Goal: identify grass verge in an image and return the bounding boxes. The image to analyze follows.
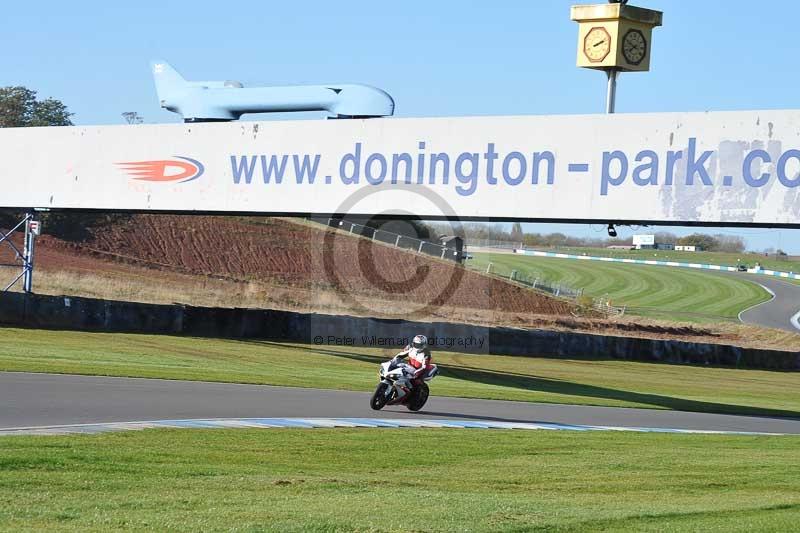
[470,252,771,321]
[1,327,799,417]
[0,429,798,532]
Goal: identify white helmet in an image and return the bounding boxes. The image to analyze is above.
[411,334,428,351]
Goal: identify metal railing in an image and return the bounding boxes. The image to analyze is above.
[508,269,584,300]
[322,219,626,316]
[483,262,626,316]
[325,219,461,262]
[464,238,522,249]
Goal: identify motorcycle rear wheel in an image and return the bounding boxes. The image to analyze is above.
[370,382,389,410]
[406,383,429,411]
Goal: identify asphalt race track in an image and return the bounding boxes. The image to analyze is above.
[737,274,800,332]
[2,372,799,435]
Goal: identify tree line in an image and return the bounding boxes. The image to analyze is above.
[426,221,749,253]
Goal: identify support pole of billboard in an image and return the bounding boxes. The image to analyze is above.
[0,212,37,293]
[22,212,37,293]
[606,69,618,114]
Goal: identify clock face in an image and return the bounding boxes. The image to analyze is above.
[583,27,611,63]
[622,28,647,65]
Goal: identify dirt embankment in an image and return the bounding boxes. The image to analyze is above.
[28,215,574,316]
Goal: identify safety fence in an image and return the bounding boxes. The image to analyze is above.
[513,249,800,281]
[481,262,626,316]
[324,218,461,262]
[463,238,522,249]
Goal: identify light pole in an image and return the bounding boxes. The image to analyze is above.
[606,69,618,114]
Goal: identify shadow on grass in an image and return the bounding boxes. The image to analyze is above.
[246,340,800,419]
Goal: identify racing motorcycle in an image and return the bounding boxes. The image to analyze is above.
[370,356,438,411]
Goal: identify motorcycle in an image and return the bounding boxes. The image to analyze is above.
[370,356,438,411]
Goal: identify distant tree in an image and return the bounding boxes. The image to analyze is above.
[122,111,143,124]
[0,86,72,127]
[654,231,678,245]
[510,222,523,241]
[545,232,568,247]
[713,234,746,253]
[678,233,718,251]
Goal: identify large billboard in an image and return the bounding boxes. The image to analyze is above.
[632,234,655,246]
[1,110,799,226]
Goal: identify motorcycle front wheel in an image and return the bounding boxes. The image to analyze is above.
[406,383,429,411]
[370,382,390,410]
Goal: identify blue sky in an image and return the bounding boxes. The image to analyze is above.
[2,0,798,251]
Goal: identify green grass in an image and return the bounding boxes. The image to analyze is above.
[0,429,799,531]
[2,327,799,417]
[530,246,800,273]
[470,253,771,321]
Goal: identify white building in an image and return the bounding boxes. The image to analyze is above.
[632,234,656,250]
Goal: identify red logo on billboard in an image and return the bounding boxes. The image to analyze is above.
[117,156,204,183]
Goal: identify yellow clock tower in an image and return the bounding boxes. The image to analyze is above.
[571,2,663,112]
[571,3,662,72]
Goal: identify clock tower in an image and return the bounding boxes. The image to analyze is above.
[571,3,662,72]
[571,2,663,113]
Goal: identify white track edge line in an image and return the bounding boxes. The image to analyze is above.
[0,418,790,436]
[791,310,800,332]
[737,282,776,324]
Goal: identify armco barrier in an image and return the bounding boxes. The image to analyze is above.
[0,292,797,370]
[514,249,800,281]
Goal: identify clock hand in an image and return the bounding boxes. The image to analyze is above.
[593,40,606,48]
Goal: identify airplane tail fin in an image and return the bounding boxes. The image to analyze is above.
[150,60,186,106]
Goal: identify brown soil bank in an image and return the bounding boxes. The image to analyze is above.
[29,215,574,317]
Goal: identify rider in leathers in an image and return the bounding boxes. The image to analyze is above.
[392,334,432,401]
